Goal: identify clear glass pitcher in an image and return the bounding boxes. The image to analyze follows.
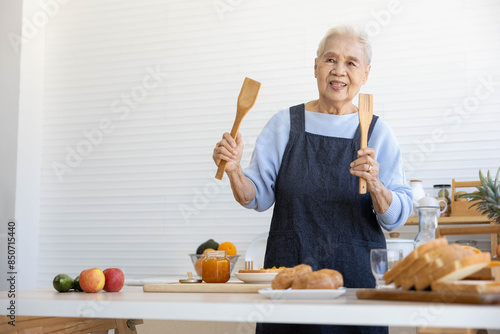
[414,206,440,248]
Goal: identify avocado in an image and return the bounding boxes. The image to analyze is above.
[72,275,83,292]
[196,239,219,254]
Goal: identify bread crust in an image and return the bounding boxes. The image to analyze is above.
[271,265,343,290]
[305,269,343,289]
[271,264,312,290]
[291,266,313,289]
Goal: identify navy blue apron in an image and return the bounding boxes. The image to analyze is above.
[256,104,387,334]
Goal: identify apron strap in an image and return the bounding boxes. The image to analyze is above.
[289,104,305,133]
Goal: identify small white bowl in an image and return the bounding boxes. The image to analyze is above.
[234,272,278,283]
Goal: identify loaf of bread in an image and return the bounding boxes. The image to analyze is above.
[271,265,343,290]
[290,268,311,289]
[271,264,312,290]
[395,245,450,290]
[384,237,448,284]
[413,245,473,290]
[387,237,493,292]
[305,269,343,289]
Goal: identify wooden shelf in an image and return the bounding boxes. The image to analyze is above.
[405,216,491,225]
[405,216,499,254]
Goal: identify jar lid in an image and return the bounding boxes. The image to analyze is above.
[179,272,202,283]
[433,184,451,188]
[205,250,226,257]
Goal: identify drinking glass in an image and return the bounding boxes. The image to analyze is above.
[370,249,403,289]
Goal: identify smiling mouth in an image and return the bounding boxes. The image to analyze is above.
[330,81,346,87]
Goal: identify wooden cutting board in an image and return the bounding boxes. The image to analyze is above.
[143,282,270,293]
[432,280,500,294]
[356,289,500,305]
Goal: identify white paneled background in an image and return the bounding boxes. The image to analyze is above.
[37,0,500,287]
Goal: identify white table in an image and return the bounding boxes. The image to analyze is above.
[1,286,499,331]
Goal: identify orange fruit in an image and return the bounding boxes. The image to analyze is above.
[203,248,215,255]
[218,242,237,255]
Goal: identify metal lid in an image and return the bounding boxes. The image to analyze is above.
[386,239,413,243]
[179,272,202,283]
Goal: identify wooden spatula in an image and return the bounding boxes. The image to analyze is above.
[358,93,373,194]
[215,77,261,180]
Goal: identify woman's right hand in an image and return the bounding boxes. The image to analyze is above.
[213,132,244,174]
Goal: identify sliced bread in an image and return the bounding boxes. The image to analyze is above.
[384,238,448,284]
[396,245,450,290]
[432,252,491,283]
[412,245,471,290]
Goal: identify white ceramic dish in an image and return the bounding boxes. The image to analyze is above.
[258,287,346,300]
[234,272,278,283]
[386,239,414,258]
[245,232,268,269]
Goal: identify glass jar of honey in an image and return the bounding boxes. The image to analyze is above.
[202,250,230,283]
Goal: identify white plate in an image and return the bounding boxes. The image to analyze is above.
[234,272,278,283]
[258,287,346,300]
[245,232,268,269]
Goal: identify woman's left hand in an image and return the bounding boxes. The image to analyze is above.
[349,148,381,193]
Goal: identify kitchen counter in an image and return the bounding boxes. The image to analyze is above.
[1,286,499,329]
[405,216,491,225]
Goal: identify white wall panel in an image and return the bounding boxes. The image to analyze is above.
[37,0,500,287]
[0,0,23,291]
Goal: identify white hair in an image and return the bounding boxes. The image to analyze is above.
[316,25,372,65]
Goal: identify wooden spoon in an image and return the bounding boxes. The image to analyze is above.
[215,77,261,180]
[358,93,373,194]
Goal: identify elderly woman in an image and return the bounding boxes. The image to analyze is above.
[213,25,412,334]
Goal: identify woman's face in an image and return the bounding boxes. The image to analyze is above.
[315,34,371,109]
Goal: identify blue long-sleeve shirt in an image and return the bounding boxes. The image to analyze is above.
[243,107,413,231]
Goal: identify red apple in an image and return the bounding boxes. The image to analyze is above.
[103,268,125,292]
[79,268,105,293]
